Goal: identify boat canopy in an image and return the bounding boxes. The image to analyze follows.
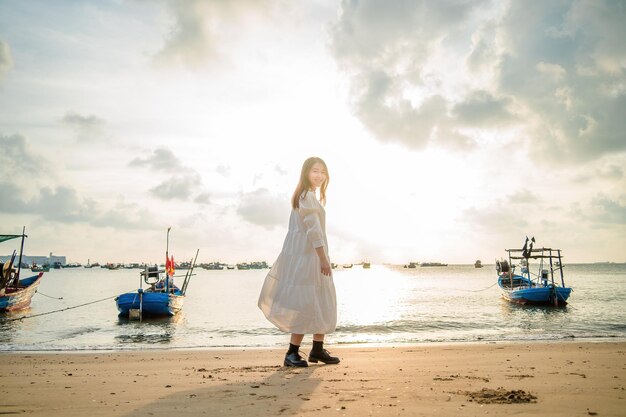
[0,235,23,244]
[505,247,562,260]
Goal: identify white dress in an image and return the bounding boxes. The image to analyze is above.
[258,191,337,334]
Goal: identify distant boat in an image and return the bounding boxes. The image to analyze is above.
[474,260,483,268]
[31,263,50,272]
[226,265,235,270]
[342,264,353,269]
[115,228,198,319]
[1,228,44,312]
[421,262,448,267]
[496,237,572,306]
[237,261,268,270]
[362,262,371,269]
[202,262,224,270]
[404,262,418,269]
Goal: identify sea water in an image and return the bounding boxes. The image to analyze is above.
[1,264,625,351]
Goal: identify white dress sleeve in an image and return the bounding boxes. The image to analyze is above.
[297,191,325,249]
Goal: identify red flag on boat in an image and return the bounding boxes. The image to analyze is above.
[166,255,175,276]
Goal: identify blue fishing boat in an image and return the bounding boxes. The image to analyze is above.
[115,228,198,319]
[496,237,572,306]
[1,228,45,312]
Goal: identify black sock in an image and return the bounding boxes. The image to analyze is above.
[311,340,324,354]
[287,343,300,355]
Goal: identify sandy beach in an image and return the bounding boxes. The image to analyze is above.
[1,341,624,416]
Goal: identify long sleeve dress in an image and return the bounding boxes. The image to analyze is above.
[258,190,337,335]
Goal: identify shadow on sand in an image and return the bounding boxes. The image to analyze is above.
[122,364,324,416]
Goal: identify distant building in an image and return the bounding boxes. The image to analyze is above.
[0,253,67,267]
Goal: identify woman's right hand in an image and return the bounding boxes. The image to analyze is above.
[320,259,332,276]
[315,246,332,276]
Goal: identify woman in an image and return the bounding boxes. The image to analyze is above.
[258,156,339,367]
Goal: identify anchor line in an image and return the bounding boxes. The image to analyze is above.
[35,290,64,300]
[7,294,121,321]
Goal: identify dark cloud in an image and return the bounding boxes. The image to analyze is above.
[0,40,13,79]
[129,148,184,172]
[329,0,626,162]
[0,181,156,230]
[150,174,201,200]
[237,188,288,229]
[451,90,515,127]
[495,1,626,162]
[61,111,107,142]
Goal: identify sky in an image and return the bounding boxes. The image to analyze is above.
[0,0,625,265]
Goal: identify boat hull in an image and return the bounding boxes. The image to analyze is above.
[0,273,43,312]
[498,275,571,306]
[115,291,184,317]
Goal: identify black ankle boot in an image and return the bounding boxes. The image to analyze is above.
[284,344,307,367]
[309,341,340,364]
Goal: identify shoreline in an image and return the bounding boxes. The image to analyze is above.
[1,341,624,416]
[2,336,625,354]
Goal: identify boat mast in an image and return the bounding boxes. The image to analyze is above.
[548,248,555,286]
[557,249,565,287]
[181,249,199,296]
[13,226,26,287]
[165,227,171,293]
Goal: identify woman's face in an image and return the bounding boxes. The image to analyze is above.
[308,162,327,190]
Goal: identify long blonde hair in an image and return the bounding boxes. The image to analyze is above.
[291,157,329,209]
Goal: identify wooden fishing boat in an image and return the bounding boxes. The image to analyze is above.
[115,228,198,319]
[496,237,572,306]
[1,228,45,312]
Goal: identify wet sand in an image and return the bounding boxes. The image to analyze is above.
[1,341,624,416]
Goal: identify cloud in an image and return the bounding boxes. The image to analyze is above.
[216,164,231,177]
[508,189,539,204]
[61,111,107,142]
[0,181,157,230]
[150,174,201,200]
[154,0,277,69]
[129,147,184,172]
[193,192,211,204]
[0,40,13,80]
[462,204,529,233]
[451,90,515,127]
[0,134,46,180]
[329,0,626,162]
[590,196,626,225]
[329,0,490,149]
[495,1,626,162]
[237,188,288,229]
[574,163,624,183]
